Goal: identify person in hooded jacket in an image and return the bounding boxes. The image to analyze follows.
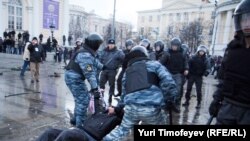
[182,45,210,109]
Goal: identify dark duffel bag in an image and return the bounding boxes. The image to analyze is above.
[82,113,122,141]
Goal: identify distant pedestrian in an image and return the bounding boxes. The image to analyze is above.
[28,37,44,83]
[20,42,31,76]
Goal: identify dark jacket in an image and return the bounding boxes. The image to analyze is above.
[99,47,125,70]
[188,54,210,76]
[160,48,189,74]
[28,43,43,63]
[214,36,250,107]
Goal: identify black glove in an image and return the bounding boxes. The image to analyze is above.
[90,88,100,99]
[102,65,107,70]
[209,100,222,117]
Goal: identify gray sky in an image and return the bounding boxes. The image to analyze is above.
[70,0,162,28]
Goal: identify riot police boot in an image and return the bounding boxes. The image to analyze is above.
[113,93,121,97]
[70,118,76,126]
[195,101,201,109]
[182,100,189,106]
[108,96,112,106]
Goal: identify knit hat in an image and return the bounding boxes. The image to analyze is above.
[108,39,115,44]
[32,37,38,41]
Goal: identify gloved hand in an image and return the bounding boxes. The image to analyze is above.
[102,65,107,70]
[209,100,222,117]
[90,88,100,99]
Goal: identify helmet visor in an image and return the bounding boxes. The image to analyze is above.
[140,41,149,48]
[240,13,250,35]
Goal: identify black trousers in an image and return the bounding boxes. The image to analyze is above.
[116,69,125,96]
[184,75,203,102]
[100,70,117,103]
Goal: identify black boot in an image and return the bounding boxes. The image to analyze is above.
[182,100,189,106]
[108,95,112,106]
[195,101,201,109]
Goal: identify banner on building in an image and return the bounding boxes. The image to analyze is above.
[43,0,59,30]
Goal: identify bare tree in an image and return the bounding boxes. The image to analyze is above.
[179,19,204,53]
[103,24,112,44]
[69,15,88,43]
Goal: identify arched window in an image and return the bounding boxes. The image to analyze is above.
[8,0,22,30]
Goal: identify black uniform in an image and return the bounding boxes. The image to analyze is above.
[209,35,250,124]
[183,51,210,108]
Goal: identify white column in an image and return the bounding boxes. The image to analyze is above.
[63,0,69,46]
[159,13,166,38]
[32,0,39,38]
[223,10,233,44]
[215,12,221,45]
[27,6,33,40]
[1,0,8,35]
[0,0,4,36]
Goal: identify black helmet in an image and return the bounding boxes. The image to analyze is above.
[233,0,250,37]
[154,40,164,51]
[171,37,181,48]
[197,45,207,53]
[140,39,150,49]
[125,39,134,47]
[130,45,148,57]
[85,33,103,51]
[181,44,189,53]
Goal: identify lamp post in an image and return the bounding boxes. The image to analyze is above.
[49,24,55,51]
[112,0,116,39]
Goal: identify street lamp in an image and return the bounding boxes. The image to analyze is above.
[112,0,116,39]
[49,24,55,51]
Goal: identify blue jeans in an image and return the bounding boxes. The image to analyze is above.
[20,60,30,76]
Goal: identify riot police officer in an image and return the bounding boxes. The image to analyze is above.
[64,33,104,128]
[182,45,210,108]
[154,40,165,60]
[140,39,156,60]
[209,0,250,124]
[103,46,177,141]
[160,37,189,112]
[115,39,135,97]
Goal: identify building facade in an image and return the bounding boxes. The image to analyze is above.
[68,7,133,48]
[69,5,89,45]
[137,0,215,53]
[210,0,241,56]
[0,0,69,44]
